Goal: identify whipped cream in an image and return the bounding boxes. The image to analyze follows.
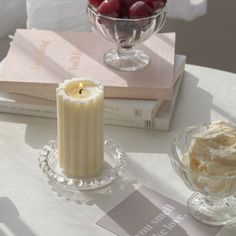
[186,121,236,176]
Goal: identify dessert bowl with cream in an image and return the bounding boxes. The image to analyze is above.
[171,121,236,225]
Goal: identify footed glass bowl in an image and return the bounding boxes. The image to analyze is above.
[87,4,166,71]
[171,125,236,226]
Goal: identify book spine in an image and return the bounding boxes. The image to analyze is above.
[105,87,172,100]
[14,92,57,101]
[0,101,57,119]
[104,100,162,120]
[0,100,165,129]
[24,93,56,101]
[18,92,161,120]
[104,112,163,130]
[0,81,171,100]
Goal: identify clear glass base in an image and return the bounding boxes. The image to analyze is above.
[188,192,236,225]
[38,138,127,191]
[104,48,150,72]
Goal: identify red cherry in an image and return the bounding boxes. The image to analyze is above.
[97,0,121,18]
[144,0,166,11]
[120,0,139,10]
[120,0,140,18]
[88,0,104,8]
[128,1,153,19]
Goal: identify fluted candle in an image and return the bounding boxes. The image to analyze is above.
[56,78,104,178]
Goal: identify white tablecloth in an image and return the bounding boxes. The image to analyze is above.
[0,65,236,236]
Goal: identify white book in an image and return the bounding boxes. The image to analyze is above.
[0,72,183,130]
[16,54,186,120]
[0,93,56,119]
[104,72,184,131]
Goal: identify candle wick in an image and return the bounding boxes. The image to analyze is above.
[79,88,83,94]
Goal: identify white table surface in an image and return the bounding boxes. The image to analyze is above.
[0,64,236,236]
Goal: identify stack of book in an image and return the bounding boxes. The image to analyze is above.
[0,29,186,130]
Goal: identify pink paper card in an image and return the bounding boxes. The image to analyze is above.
[97,185,220,236]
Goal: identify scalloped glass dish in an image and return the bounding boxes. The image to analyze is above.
[38,137,127,191]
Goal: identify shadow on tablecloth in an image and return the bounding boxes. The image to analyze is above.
[0,197,36,236]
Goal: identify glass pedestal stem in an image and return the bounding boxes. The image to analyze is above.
[188,192,236,225]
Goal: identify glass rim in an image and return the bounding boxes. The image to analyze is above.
[87,4,167,22]
[171,125,236,180]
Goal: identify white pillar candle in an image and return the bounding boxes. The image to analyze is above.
[56,77,104,178]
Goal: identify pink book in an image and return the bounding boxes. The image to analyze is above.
[0,29,175,100]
